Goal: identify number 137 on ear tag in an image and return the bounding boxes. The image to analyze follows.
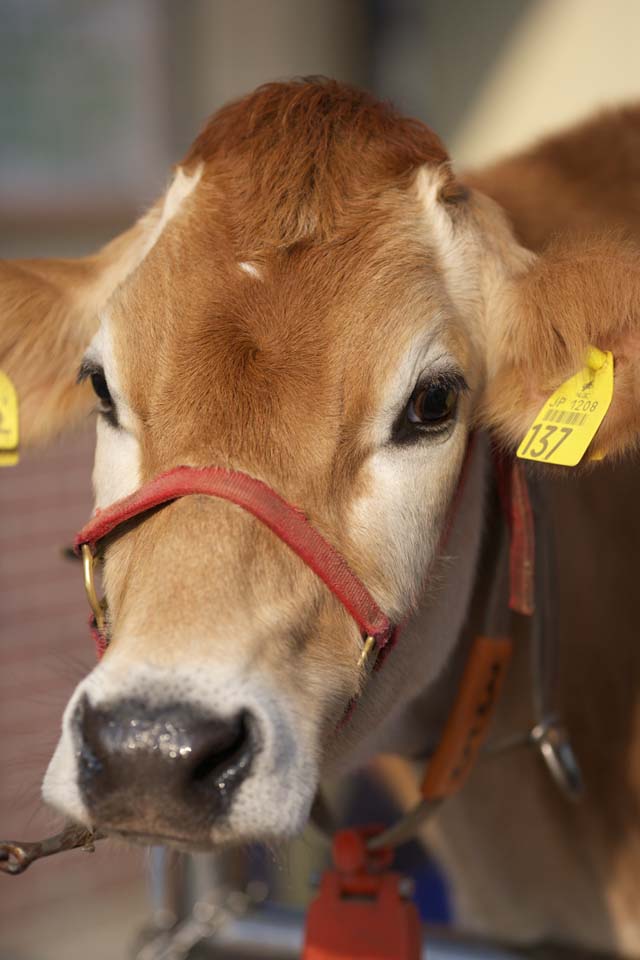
[517,347,613,467]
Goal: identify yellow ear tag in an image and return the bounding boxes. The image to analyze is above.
[0,370,19,466]
[517,347,613,467]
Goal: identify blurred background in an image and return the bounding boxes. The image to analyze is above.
[1,1,639,957]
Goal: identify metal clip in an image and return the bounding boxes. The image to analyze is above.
[357,635,377,670]
[531,718,584,802]
[81,543,106,634]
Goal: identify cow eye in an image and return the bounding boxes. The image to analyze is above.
[90,370,112,409]
[407,380,458,425]
[78,361,119,427]
[393,373,466,444]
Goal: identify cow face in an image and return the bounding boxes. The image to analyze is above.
[3,81,638,850]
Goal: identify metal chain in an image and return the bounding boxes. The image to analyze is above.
[133,880,269,960]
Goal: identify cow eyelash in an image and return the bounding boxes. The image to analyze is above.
[77,360,120,429]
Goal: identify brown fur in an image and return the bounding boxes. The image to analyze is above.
[182,78,450,252]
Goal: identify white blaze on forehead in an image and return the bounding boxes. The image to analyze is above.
[238,261,261,279]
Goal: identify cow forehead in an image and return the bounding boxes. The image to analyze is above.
[107,202,458,477]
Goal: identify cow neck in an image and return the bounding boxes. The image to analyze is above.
[398,470,521,771]
[349,447,528,850]
[360,453,583,853]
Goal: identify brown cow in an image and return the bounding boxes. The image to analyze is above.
[2,81,640,956]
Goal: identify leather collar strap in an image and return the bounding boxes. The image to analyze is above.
[75,465,395,655]
[494,453,535,616]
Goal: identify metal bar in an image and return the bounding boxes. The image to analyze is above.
[147,847,187,929]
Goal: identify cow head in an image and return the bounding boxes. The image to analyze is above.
[3,81,640,850]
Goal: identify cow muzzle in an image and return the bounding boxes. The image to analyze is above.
[43,659,320,847]
[72,695,256,847]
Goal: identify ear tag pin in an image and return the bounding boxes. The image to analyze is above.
[0,370,19,467]
[517,346,613,467]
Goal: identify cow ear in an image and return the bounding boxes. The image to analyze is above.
[480,235,640,462]
[0,211,160,446]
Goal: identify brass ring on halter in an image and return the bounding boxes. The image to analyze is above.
[81,543,106,635]
[357,634,377,669]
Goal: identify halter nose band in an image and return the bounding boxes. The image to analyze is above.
[74,465,395,655]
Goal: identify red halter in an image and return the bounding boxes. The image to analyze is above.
[75,443,532,657]
[75,465,396,659]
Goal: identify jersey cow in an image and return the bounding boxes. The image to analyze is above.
[2,81,640,957]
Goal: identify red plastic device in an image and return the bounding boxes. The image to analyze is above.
[302,828,422,960]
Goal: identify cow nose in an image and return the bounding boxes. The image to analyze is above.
[74,695,256,843]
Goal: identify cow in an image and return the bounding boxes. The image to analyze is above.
[2,80,640,957]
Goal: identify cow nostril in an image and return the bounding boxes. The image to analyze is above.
[190,712,251,783]
[74,698,258,838]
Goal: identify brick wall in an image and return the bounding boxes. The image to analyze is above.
[0,427,145,924]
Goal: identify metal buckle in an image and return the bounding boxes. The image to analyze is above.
[531,718,584,802]
[81,543,106,635]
